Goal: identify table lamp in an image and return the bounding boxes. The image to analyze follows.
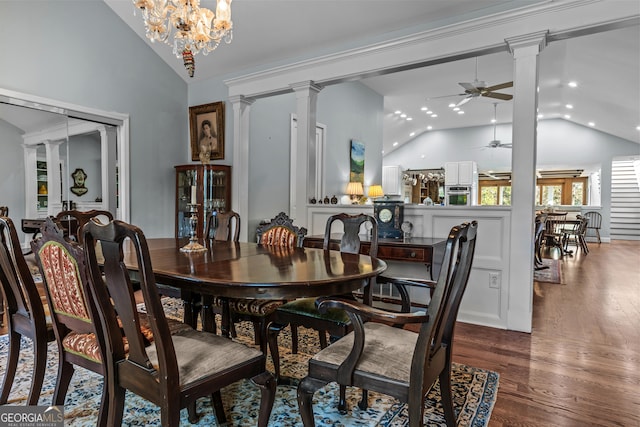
[346,181,364,204]
[368,184,384,200]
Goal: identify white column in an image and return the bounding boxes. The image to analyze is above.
[45,139,65,216]
[229,95,255,242]
[22,144,39,218]
[289,81,322,225]
[506,31,547,333]
[98,125,118,214]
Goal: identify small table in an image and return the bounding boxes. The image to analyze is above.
[303,234,446,280]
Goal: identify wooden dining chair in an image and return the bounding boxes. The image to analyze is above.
[83,219,276,426]
[0,206,7,217]
[582,211,602,243]
[0,216,55,406]
[204,209,240,242]
[55,209,114,244]
[562,215,590,255]
[0,206,6,327]
[297,221,478,427]
[31,217,110,424]
[268,213,377,397]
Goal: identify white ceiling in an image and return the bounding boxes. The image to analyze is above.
[2,1,638,153]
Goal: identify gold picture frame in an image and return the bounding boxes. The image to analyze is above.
[189,101,225,162]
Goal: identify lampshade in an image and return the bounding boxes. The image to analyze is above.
[346,181,364,196]
[368,185,384,198]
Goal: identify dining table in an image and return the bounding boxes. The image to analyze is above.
[119,238,387,337]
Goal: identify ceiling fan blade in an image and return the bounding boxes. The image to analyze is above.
[501,143,513,148]
[483,92,513,101]
[426,93,467,100]
[459,82,479,92]
[484,81,513,92]
[455,96,473,107]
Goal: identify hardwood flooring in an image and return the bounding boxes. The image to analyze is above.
[1,240,638,426]
[451,240,640,426]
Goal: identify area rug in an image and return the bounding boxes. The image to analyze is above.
[0,298,499,426]
[534,258,564,284]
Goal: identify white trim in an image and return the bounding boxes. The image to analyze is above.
[0,88,130,223]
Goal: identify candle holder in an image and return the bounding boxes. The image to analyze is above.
[180,203,207,253]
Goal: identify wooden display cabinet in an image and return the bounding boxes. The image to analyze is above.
[175,164,231,239]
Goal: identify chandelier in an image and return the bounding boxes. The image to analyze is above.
[132,0,233,78]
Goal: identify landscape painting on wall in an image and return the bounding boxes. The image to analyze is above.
[350,139,365,183]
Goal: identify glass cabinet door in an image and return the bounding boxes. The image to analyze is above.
[176,167,198,238]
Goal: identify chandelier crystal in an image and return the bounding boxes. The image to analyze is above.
[132,0,233,78]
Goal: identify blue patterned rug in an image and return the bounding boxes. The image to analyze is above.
[0,298,498,426]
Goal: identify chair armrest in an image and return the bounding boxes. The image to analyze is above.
[316,296,429,325]
[377,275,436,290]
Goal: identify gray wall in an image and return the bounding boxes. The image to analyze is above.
[67,132,101,203]
[384,118,640,238]
[0,1,188,237]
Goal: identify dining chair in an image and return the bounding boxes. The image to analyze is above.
[83,219,276,426]
[31,217,110,424]
[0,206,7,217]
[542,212,567,259]
[562,215,590,255]
[297,221,478,427]
[204,209,240,242]
[268,213,377,398]
[534,213,549,270]
[204,211,307,354]
[55,209,114,244]
[0,216,55,406]
[582,211,602,243]
[0,206,6,326]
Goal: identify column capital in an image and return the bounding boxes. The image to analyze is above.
[506,30,548,57]
[228,95,255,106]
[289,81,323,95]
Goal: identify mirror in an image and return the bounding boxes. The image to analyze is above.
[0,88,128,243]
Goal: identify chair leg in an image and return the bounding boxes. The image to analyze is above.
[596,229,601,244]
[318,330,328,349]
[267,322,286,382]
[251,371,276,427]
[28,335,48,405]
[53,359,74,406]
[187,401,199,424]
[358,389,369,411]
[0,331,20,404]
[106,384,126,427]
[439,366,457,427]
[338,385,348,414]
[298,376,328,427]
[211,391,226,424]
[290,324,299,354]
[96,371,110,427]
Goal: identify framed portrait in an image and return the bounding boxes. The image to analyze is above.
[189,101,225,162]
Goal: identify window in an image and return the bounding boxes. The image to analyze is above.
[479,180,511,205]
[536,177,587,206]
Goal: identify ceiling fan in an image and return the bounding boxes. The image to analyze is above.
[432,57,514,107]
[485,103,512,149]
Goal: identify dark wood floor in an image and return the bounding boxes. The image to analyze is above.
[452,240,640,426]
[2,241,638,425]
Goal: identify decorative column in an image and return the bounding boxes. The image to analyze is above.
[22,144,39,218]
[44,139,65,215]
[289,81,322,225]
[506,31,548,333]
[229,95,255,242]
[98,125,118,214]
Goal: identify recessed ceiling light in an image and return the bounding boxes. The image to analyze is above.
[409,132,415,136]
[637,125,640,131]
[566,104,573,109]
[568,81,578,88]
[491,118,497,123]
[400,113,407,118]
[394,110,402,115]
[406,117,413,121]
[564,114,571,119]
[431,114,438,118]
[458,111,465,115]
[421,107,428,111]
[448,103,456,108]
[421,154,425,158]
[453,107,460,111]
[427,126,433,130]
[537,114,544,119]
[426,110,433,114]
[381,150,385,154]
[392,142,399,147]
[588,122,595,127]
